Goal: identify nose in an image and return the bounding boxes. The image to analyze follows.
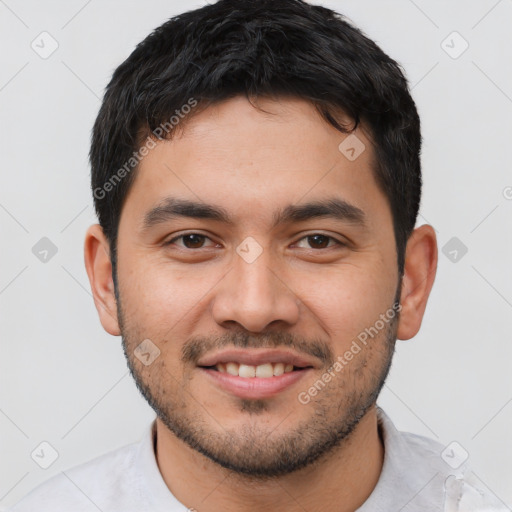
[211,249,300,333]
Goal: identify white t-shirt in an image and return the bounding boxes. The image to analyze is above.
[8,407,508,511]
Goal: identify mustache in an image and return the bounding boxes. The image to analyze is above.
[181,331,335,368]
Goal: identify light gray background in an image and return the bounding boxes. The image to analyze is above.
[1,0,511,509]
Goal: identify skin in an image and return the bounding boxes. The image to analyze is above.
[85,95,437,512]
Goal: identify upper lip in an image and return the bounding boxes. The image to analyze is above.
[197,349,318,369]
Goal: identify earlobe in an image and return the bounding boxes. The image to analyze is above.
[84,224,121,336]
[396,224,438,341]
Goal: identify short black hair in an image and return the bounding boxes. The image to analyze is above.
[90,0,421,276]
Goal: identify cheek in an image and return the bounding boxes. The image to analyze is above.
[291,261,396,346]
[120,258,210,320]
[117,259,222,367]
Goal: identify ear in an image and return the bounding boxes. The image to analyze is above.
[84,224,121,336]
[397,224,437,340]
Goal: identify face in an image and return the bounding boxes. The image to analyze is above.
[113,96,401,477]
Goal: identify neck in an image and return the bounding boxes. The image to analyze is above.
[155,406,384,512]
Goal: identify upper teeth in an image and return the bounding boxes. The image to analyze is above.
[216,362,294,378]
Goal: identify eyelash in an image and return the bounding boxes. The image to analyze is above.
[165,233,345,250]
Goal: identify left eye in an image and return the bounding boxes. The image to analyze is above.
[294,234,341,249]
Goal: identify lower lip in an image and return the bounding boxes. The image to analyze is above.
[199,367,312,400]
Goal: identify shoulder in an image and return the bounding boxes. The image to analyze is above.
[8,440,141,512]
[374,407,509,511]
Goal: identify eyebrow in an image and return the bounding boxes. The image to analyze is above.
[142,196,367,230]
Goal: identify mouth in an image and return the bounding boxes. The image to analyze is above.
[201,361,306,378]
[197,349,316,399]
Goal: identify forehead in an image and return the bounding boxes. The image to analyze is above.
[121,96,391,232]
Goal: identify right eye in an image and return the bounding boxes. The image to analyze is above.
[164,233,220,250]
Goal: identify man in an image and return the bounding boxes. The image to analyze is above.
[9,0,507,510]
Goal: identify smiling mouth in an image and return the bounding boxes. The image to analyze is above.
[200,362,312,378]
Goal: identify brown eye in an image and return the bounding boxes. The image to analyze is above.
[181,234,206,248]
[166,233,217,249]
[307,235,331,249]
[294,234,342,250]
